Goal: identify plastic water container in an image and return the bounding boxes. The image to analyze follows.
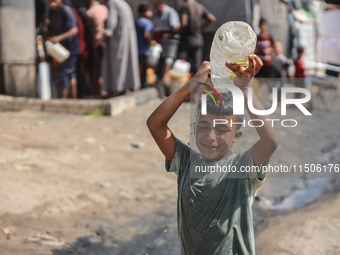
[161,35,180,59]
[148,43,162,67]
[210,21,257,89]
[36,35,46,59]
[168,60,191,94]
[169,70,190,94]
[172,59,191,77]
[146,68,156,84]
[45,40,70,63]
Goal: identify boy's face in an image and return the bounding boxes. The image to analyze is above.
[195,113,242,160]
[49,0,62,11]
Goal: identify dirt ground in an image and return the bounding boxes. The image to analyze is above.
[0,94,340,255]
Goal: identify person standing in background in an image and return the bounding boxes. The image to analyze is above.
[152,0,180,86]
[294,46,307,98]
[101,0,140,96]
[272,40,291,105]
[48,0,79,99]
[64,0,89,98]
[135,3,154,88]
[255,18,274,78]
[272,40,291,78]
[86,0,108,96]
[35,0,49,33]
[178,0,216,74]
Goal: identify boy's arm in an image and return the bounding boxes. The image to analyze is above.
[200,13,216,33]
[179,12,189,33]
[50,27,78,44]
[147,62,211,162]
[143,22,153,44]
[226,55,279,166]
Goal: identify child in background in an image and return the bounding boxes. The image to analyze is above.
[272,40,291,78]
[255,18,274,78]
[135,3,154,88]
[294,46,307,98]
[48,0,79,99]
[272,40,291,104]
[147,55,278,254]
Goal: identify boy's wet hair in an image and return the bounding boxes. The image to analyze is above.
[197,91,244,130]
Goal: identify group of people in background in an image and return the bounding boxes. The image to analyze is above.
[35,0,307,100]
[35,0,109,98]
[35,0,216,99]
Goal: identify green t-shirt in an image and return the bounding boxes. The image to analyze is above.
[165,138,266,255]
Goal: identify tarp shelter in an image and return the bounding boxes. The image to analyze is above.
[317,0,340,74]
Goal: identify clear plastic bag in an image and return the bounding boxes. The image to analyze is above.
[210,21,257,89]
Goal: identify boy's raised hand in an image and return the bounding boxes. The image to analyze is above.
[193,61,211,81]
[226,54,278,166]
[147,62,212,163]
[225,54,263,90]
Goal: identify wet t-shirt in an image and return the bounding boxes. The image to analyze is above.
[165,138,266,255]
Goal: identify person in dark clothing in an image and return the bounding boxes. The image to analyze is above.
[178,0,216,74]
[36,0,49,28]
[48,0,79,98]
[86,0,108,96]
[35,0,49,34]
[135,3,154,87]
[64,0,89,98]
[255,18,274,78]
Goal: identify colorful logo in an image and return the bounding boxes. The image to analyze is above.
[197,82,223,106]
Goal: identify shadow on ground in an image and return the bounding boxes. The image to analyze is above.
[52,226,179,255]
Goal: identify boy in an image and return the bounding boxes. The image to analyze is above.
[48,0,79,99]
[135,3,154,88]
[147,55,278,254]
[272,40,291,78]
[272,40,291,104]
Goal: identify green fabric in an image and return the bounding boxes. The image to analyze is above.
[165,138,266,255]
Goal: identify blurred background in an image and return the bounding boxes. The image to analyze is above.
[0,0,339,98]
